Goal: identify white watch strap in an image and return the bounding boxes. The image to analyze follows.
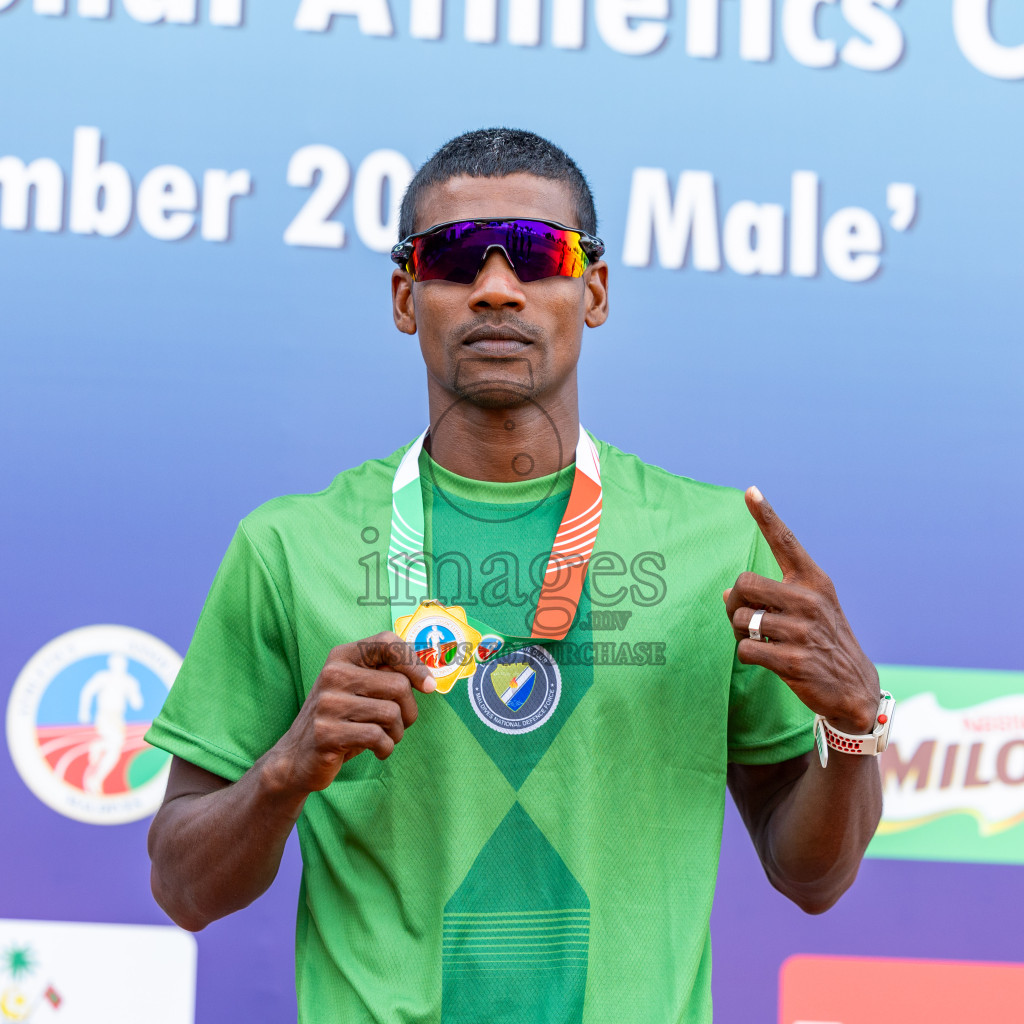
[813,691,895,768]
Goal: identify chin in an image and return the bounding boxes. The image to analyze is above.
[449,356,542,408]
[453,379,538,409]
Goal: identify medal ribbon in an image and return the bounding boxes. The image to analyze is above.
[388,424,602,644]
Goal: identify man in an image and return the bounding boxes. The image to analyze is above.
[146,129,885,1023]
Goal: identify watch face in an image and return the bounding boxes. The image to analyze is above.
[877,697,895,751]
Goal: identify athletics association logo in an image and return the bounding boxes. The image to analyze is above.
[468,645,561,735]
[5,625,181,825]
[395,601,482,694]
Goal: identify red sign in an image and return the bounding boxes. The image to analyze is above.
[780,954,1024,1024]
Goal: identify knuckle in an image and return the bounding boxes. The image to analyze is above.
[312,715,337,749]
[732,607,750,628]
[790,620,810,645]
[377,672,404,700]
[319,688,347,713]
[783,650,805,676]
[360,723,386,747]
[359,638,386,664]
[394,642,418,668]
[375,730,396,759]
[320,660,351,689]
[328,644,350,664]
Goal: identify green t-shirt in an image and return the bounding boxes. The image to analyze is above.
[146,437,813,1024]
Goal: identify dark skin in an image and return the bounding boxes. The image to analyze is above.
[147,173,881,932]
[391,172,609,482]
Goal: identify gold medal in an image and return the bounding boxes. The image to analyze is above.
[394,600,482,695]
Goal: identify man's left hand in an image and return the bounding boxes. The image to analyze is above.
[724,486,880,736]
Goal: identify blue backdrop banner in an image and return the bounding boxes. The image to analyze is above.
[2,3,1022,1021]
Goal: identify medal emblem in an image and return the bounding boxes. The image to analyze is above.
[476,635,504,662]
[388,425,602,648]
[394,601,482,695]
[468,645,562,735]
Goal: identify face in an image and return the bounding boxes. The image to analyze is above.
[391,173,609,412]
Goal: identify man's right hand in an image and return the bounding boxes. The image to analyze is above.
[264,631,436,796]
[149,631,435,930]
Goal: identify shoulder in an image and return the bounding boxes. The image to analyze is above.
[593,436,751,528]
[591,436,763,570]
[236,440,414,559]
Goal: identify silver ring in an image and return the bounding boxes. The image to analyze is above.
[748,609,767,642]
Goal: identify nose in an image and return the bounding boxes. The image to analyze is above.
[468,247,526,311]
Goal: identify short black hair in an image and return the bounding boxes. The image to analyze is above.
[398,128,597,240]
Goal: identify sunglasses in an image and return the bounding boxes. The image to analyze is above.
[391,218,605,284]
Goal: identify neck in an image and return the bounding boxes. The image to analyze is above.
[425,384,580,483]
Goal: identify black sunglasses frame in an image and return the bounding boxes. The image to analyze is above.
[390,217,606,275]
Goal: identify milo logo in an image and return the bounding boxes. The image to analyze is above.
[867,664,1024,866]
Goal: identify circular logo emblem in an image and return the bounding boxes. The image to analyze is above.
[468,645,561,735]
[426,390,566,524]
[6,625,182,825]
[414,620,463,672]
[477,634,504,662]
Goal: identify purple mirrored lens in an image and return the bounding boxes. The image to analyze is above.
[410,220,588,283]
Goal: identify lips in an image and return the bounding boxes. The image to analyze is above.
[465,338,531,354]
[461,326,535,354]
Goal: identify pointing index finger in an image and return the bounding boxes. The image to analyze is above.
[745,486,817,579]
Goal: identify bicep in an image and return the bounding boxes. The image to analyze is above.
[148,756,232,865]
[161,755,232,805]
[726,753,812,854]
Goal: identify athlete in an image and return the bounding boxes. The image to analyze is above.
[424,623,445,668]
[79,653,143,795]
[146,129,885,1023]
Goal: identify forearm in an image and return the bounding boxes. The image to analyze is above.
[147,635,431,930]
[148,754,308,931]
[760,752,882,913]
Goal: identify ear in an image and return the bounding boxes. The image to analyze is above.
[392,269,417,335]
[583,260,609,329]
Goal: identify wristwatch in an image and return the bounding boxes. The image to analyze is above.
[812,691,895,768]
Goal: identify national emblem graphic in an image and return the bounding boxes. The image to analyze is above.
[489,660,536,712]
[468,645,561,735]
[0,942,61,1022]
[0,920,197,1023]
[5,625,182,825]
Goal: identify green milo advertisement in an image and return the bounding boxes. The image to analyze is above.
[867,665,1024,866]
